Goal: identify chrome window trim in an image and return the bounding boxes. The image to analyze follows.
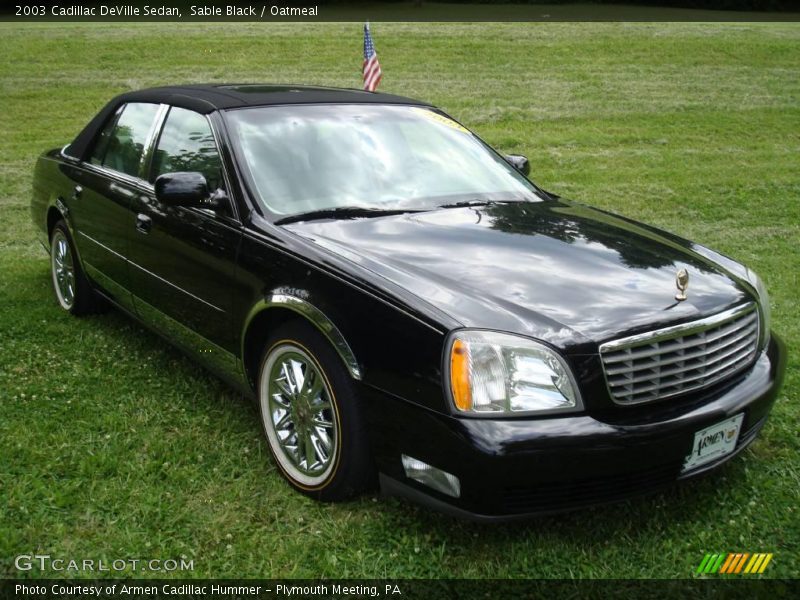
[61,144,80,161]
[80,161,152,193]
[138,103,170,180]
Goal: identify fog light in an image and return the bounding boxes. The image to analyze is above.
[401,455,461,498]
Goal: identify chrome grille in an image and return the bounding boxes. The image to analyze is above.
[600,303,759,406]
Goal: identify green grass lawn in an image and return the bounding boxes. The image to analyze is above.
[1,21,798,579]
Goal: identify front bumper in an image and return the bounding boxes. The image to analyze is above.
[366,333,786,521]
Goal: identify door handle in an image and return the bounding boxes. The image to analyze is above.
[71,185,83,200]
[135,213,152,234]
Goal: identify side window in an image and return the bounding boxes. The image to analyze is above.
[151,107,224,191]
[88,106,123,166]
[98,103,161,178]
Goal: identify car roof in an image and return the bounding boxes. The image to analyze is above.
[66,84,434,160]
[115,83,432,113]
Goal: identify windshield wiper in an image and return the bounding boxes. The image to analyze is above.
[436,199,525,210]
[274,206,424,225]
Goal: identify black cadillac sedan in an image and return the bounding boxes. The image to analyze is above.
[31,84,785,520]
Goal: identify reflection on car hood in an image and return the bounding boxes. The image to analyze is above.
[285,200,753,351]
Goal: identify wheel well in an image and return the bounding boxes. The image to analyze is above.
[242,308,306,389]
[46,207,63,240]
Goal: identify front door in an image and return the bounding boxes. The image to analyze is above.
[127,106,242,379]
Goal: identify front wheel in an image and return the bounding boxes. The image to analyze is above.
[257,321,373,501]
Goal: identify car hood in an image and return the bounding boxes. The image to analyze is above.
[285,200,753,351]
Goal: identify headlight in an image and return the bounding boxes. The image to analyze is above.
[446,330,582,415]
[746,268,771,350]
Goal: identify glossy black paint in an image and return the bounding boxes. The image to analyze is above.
[30,85,786,519]
[376,334,785,519]
[504,154,530,176]
[285,200,752,355]
[53,157,138,312]
[128,193,241,354]
[154,171,209,207]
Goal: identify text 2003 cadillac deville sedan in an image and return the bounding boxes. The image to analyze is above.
[31,84,785,520]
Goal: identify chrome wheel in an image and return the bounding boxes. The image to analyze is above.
[260,343,338,487]
[51,230,76,310]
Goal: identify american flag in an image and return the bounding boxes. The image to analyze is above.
[362,22,382,92]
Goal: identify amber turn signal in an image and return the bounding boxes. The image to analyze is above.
[450,339,472,411]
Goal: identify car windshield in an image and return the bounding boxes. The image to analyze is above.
[223,104,544,218]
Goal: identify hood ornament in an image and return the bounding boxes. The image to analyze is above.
[675,268,689,301]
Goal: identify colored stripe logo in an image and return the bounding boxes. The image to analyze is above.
[696,553,773,574]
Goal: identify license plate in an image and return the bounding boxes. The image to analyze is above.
[682,413,744,473]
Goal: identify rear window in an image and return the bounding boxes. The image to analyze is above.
[90,102,161,178]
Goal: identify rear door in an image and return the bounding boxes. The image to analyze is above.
[68,102,164,310]
[127,106,242,376]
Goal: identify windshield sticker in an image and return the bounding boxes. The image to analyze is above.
[412,108,472,135]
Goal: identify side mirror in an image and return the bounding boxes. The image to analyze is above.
[505,154,530,176]
[155,172,223,209]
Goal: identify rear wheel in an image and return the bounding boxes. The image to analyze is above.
[257,321,373,501]
[50,221,97,316]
